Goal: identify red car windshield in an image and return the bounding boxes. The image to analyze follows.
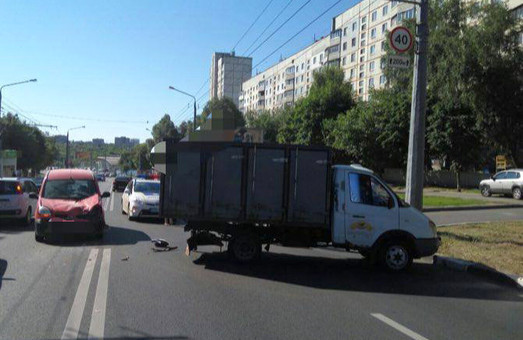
[43,179,97,200]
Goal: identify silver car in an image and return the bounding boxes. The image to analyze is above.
[0,178,39,225]
[479,169,523,199]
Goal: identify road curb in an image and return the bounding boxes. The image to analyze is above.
[433,255,523,290]
[422,204,520,212]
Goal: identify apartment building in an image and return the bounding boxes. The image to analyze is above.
[209,52,253,108]
[240,0,415,113]
[239,37,330,113]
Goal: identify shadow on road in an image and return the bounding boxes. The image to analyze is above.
[0,221,34,235]
[193,251,521,302]
[45,225,151,247]
[0,259,7,290]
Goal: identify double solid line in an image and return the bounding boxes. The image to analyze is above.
[62,248,111,340]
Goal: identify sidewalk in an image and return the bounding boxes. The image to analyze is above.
[395,187,523,206]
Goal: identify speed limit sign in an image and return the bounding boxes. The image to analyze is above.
[389,26,413,53]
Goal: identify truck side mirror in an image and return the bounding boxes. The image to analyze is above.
[387,196,394,209]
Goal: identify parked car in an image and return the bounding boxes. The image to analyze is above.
[34,169,110,242]
[479,169,523,199]
[112,176,131,192]
[0,178,39,225]
[121,179,160,220]
[95,173,105,182]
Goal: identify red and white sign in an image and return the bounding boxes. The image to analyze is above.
[389,26,413,53]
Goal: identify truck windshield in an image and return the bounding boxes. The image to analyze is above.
[134,182,160,194]
[42,179,97,200]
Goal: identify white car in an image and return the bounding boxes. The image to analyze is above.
[479,169,523,199]
[121,179,160,220]
[0,178,39,225]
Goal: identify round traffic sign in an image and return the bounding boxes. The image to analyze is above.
[389,26,413,53]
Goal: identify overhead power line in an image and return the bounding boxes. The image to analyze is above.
[232,0,275,52]
[243,0,296,56]
[247,0,312,57]
[253,0,343,70]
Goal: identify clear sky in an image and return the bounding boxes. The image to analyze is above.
[0,0,354,142]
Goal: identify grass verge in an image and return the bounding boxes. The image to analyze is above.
[437,221,523,275]
[396,193,489,207]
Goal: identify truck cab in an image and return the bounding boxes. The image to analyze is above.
[331,165,440,270]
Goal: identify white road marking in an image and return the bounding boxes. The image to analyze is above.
[88,249,111,340]
[109,193,115,212]
[371,313,429,340]
[62,249,99,340]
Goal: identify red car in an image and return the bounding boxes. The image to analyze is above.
[34,169,110,242]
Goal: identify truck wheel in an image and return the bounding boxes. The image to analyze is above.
[379,240,412,271]
[480,185,491,197]
[513,187,522,200]
[230,234,261,263]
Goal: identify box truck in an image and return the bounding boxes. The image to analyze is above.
[151,140,440,271]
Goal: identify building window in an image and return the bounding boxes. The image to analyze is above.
[359,64,364,71]
[352,22,357,31]
[343,42,347,51]
[359,72,364,78]
[362,16,367,23]
[361,40,366,47]
[383,5,388,16]
[370,45,375,55]
[320,54,323,62]
[381,40,386,50]
[392,1,397,8]
[344,27,348,36]
[369,78,374,88]
[342,57,346,65]
[371,11,377,22]
[380,75,386,85]
[382,22,388,33]
[358,88,363,94]
[350,53,355,62]
[313,57,316,64]
[361,32,366,39]
[361,24,366,30]
[360,56,365,62]
[351,38,356,47]
[360,48,365,55]
[350,68,355,78]
[369,61,375,72]
[371,28,376,39]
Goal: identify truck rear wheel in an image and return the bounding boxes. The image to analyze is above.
[229,234,261,263]
[379,240,413,271]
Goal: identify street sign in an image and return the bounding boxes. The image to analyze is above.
[387,55,411,69]
[496,155,507,170]
[389,26,413,53]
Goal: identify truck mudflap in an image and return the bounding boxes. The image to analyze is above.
[185,231,224,256]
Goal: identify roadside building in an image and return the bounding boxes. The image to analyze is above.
[209,52,252,108]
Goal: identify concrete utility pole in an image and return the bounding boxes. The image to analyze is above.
[404,0,429,210]
[169,86,197,132]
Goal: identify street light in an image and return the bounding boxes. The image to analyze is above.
[0,79,37,177]
[65,125,85,168]
[0,79,37,118]
[168,86,197,132]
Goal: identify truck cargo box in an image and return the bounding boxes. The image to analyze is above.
[157,141,331,229]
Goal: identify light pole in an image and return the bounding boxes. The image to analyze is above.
[65,126,85,168]
[0,79,37,177]
[168,86,197,132]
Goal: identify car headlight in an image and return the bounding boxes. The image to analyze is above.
[130,198,144,206]
[429,220,437,236]
[37,206,51,219]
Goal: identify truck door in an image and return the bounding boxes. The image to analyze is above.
[345,172,399,247]
[331,168,346,244]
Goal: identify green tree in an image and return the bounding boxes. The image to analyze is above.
[152,114,181,143]
[277,66,355,145]
[201,97,245,128]
[245,109,285,143]
[0,113,55,173]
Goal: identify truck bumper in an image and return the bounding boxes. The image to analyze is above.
[414,237,441,258]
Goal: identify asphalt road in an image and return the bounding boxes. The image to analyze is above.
[0,180,522,340]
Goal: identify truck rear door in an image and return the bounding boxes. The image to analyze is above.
[344,171,399,247]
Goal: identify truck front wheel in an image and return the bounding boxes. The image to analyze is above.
[229,234,261,263]
[379,240,413,271]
